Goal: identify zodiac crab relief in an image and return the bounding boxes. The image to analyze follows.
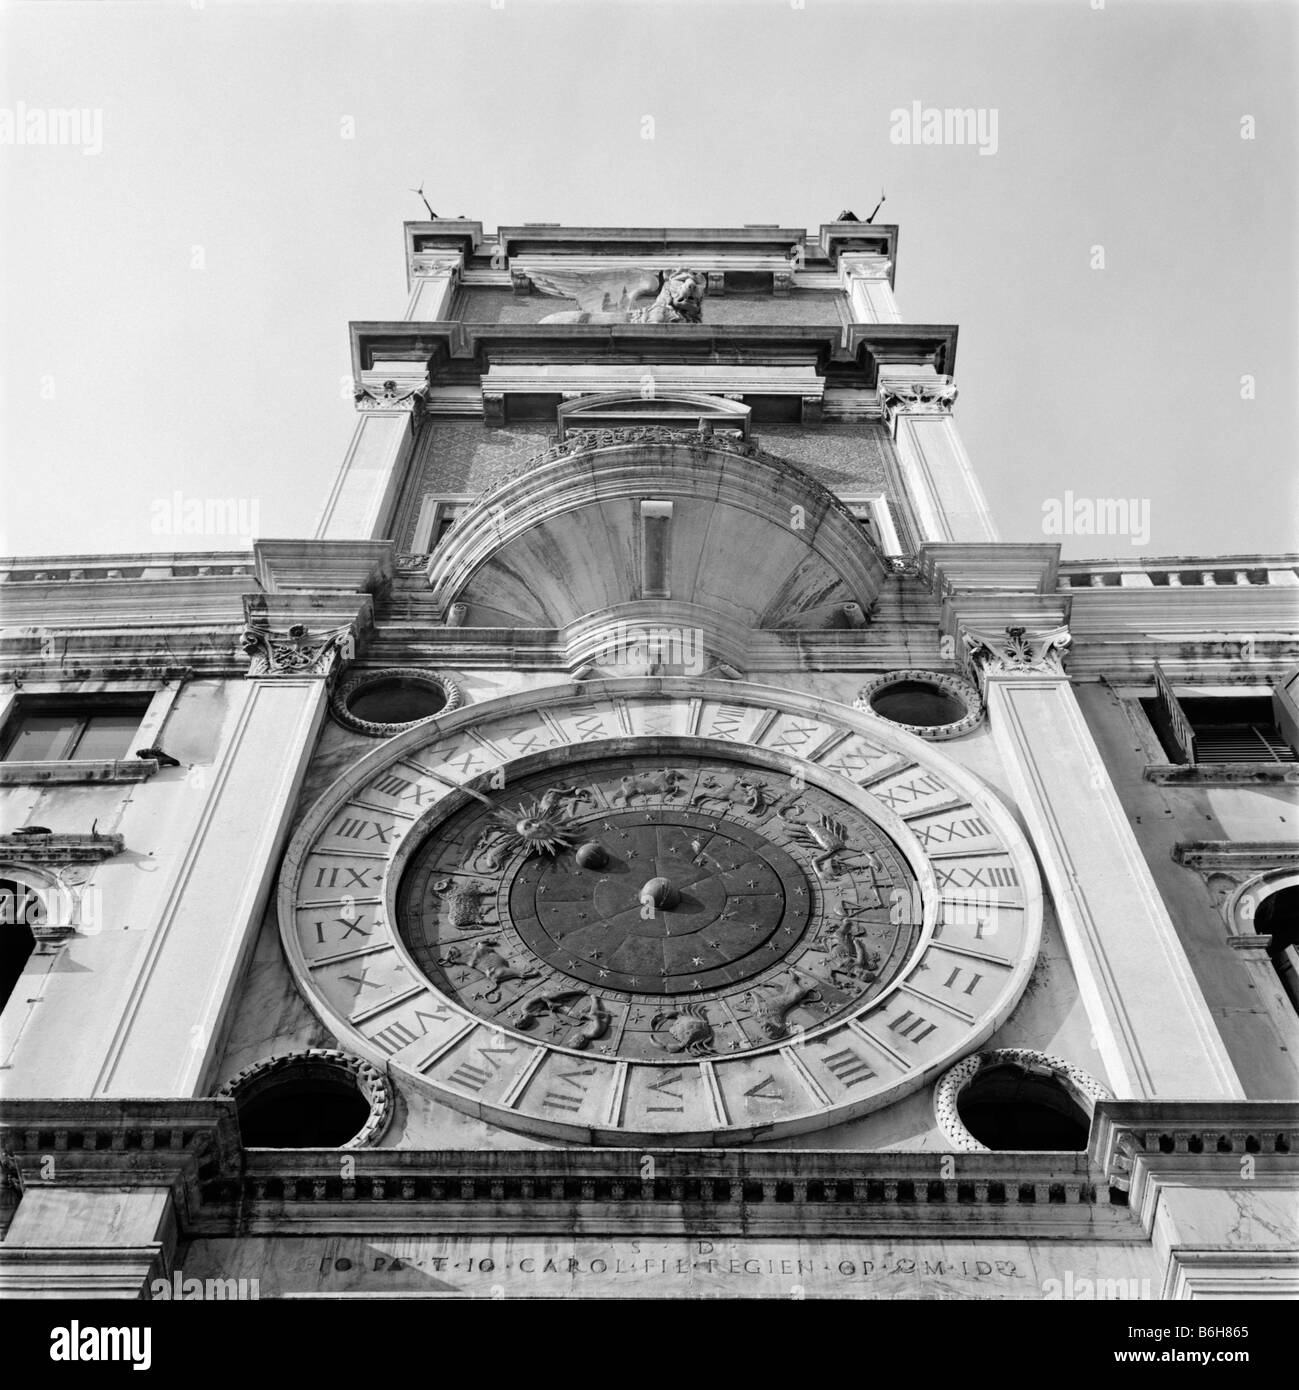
[515,991,610,1050]
[537,267,707,325]
[742,973,823,1041]
[438,939,540,1004]
[610,768,689,807]
[649,1003,716,1056]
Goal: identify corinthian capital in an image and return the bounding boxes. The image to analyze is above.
[840,252,894,282]
[961,623,1072,688]
[410,252,464,279]
[879,377,958,426]
[239,620,356,679]
[353,381,426,414]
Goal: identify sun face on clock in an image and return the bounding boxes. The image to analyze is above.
[278,681,1042,1144]
[395,756,924,1062]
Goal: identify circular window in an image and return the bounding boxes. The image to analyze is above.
[219,1049,393,1148]
[934,1049,1110,1152]
[331,668,463,737]
[855,670,983,740]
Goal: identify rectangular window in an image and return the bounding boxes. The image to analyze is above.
[1,698,152,763]
[1142,667,1297,765]
[411,495,473,553]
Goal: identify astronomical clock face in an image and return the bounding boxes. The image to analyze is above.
[396,755,922,1063]
[279,681,1042,1145]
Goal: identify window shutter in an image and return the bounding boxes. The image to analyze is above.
[1153,661,1197,764]
[1273,662,1299,757]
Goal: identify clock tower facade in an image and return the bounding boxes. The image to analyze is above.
[2,218,1296,1301]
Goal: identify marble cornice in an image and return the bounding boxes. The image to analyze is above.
[3,1097,1292,1242]
[919,542,1061,598]
[349,321,958,389]
[253,539,396,594]
[818,222,898,282]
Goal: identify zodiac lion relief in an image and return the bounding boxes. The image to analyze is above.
[538,268,707,325]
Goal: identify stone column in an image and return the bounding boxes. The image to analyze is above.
[965,623,1243,1101]
[880,369,999,543]
[840,252,901,323]
[84,639,337,1097]
[314,389,420,540]
[404,251,463,321]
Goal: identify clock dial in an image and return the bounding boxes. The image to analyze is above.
[395,756,922,1062]
[278,682,1043,1144]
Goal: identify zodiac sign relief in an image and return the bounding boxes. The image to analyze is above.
[743,974,822,1040]
[814,919,881,992]
[691,772,770,817]
[431,878,497,930]
[611,769,689,806]
[780,804,864,880]
[438,939,540,1004]
[515,992,610,1050]
[650,1004,715,1056]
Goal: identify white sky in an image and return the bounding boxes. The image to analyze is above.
[2,0,1296,561]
